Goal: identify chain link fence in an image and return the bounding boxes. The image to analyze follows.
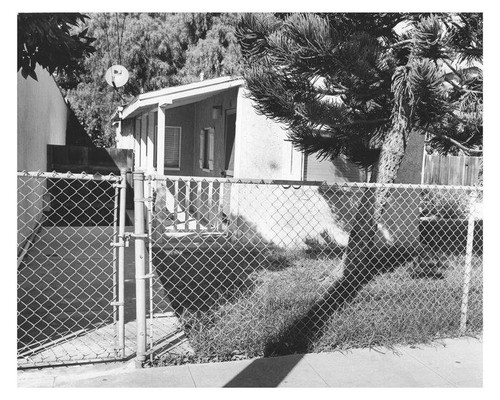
[144,176,482,363]
[17,171,483,368]
[17,171,129,368]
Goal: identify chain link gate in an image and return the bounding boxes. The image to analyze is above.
[138,174,482,363]
[17,171,129,368]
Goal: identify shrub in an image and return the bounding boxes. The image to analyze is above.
[420,189,470,220]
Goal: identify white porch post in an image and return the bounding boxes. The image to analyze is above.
[134,118,141,170]
[157,105,165,175]
[140,114,148,170]
[147,112,155,173]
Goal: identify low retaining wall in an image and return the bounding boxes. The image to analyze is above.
[228,185,421,250]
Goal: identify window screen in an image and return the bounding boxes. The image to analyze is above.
[165,126,181,169]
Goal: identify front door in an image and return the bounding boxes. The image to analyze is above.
[224,110,236,178]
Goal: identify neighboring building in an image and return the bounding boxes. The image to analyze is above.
[18,64,94,172]
[18,64,71,250]
[17,65,92,253]
[113,76,366,183]
[18,65,69,172]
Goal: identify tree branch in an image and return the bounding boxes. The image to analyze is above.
[388,38,414,49]
[443,59,464,82]
[446,111,482,127]
[444,75,483,94]
[423,128,482,155]
[317,118,390,131]
[313,87,348,96]
[313,87,387,98]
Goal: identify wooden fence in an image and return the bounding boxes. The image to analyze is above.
[47,145,134,209]
[422,155,482,186]
[47,145,133,174]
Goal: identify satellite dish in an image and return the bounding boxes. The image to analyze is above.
[105,65,129,88]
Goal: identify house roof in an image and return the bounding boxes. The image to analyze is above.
[117,76,245,120]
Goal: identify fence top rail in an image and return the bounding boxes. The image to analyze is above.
[144,173,483,192]
[17,170,122,182]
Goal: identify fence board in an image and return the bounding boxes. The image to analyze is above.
[423,155,482,186]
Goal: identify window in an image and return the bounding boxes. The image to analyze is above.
[224,110,236,176]
[199,128,215,171]
[165,126,181,170]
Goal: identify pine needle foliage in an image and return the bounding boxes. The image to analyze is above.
[236,13,483,166]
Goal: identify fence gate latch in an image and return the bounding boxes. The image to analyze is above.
[111,233,132,248]
[123,232,132,247]
[122,232,148,245]
[111,232,148,248]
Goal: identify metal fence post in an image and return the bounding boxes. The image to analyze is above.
[134,170,147,365]
[111,173,119,343]
[460,189,477,333]
[117,168,127,357]
[146,176,154,360]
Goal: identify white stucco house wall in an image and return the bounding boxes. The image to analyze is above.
[18,64,69,172]
[17,64,70,253]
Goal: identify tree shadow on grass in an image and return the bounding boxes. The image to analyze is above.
[263,245,418,357]
[153,240,294,318]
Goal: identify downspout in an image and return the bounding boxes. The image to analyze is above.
[420,132,428,184]
[113,106,124,148]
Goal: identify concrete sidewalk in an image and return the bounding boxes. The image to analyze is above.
[17,336,482,388]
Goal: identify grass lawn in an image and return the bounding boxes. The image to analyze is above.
[150,242,482,366]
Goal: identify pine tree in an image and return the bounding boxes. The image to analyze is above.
[237,13,482,174]
[236,13,482,343]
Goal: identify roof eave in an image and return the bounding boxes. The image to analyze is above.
[119,77,245,120]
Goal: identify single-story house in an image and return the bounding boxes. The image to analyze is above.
[113,76,425,249]
[113,76,370,183]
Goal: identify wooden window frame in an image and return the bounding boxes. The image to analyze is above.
[199,127,215,172]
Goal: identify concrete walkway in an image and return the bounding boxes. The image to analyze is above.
[18,336,481,388]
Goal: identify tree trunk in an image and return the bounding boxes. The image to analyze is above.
[290,122,413,338]
[342,120,410,284]
[265,121,415,356]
